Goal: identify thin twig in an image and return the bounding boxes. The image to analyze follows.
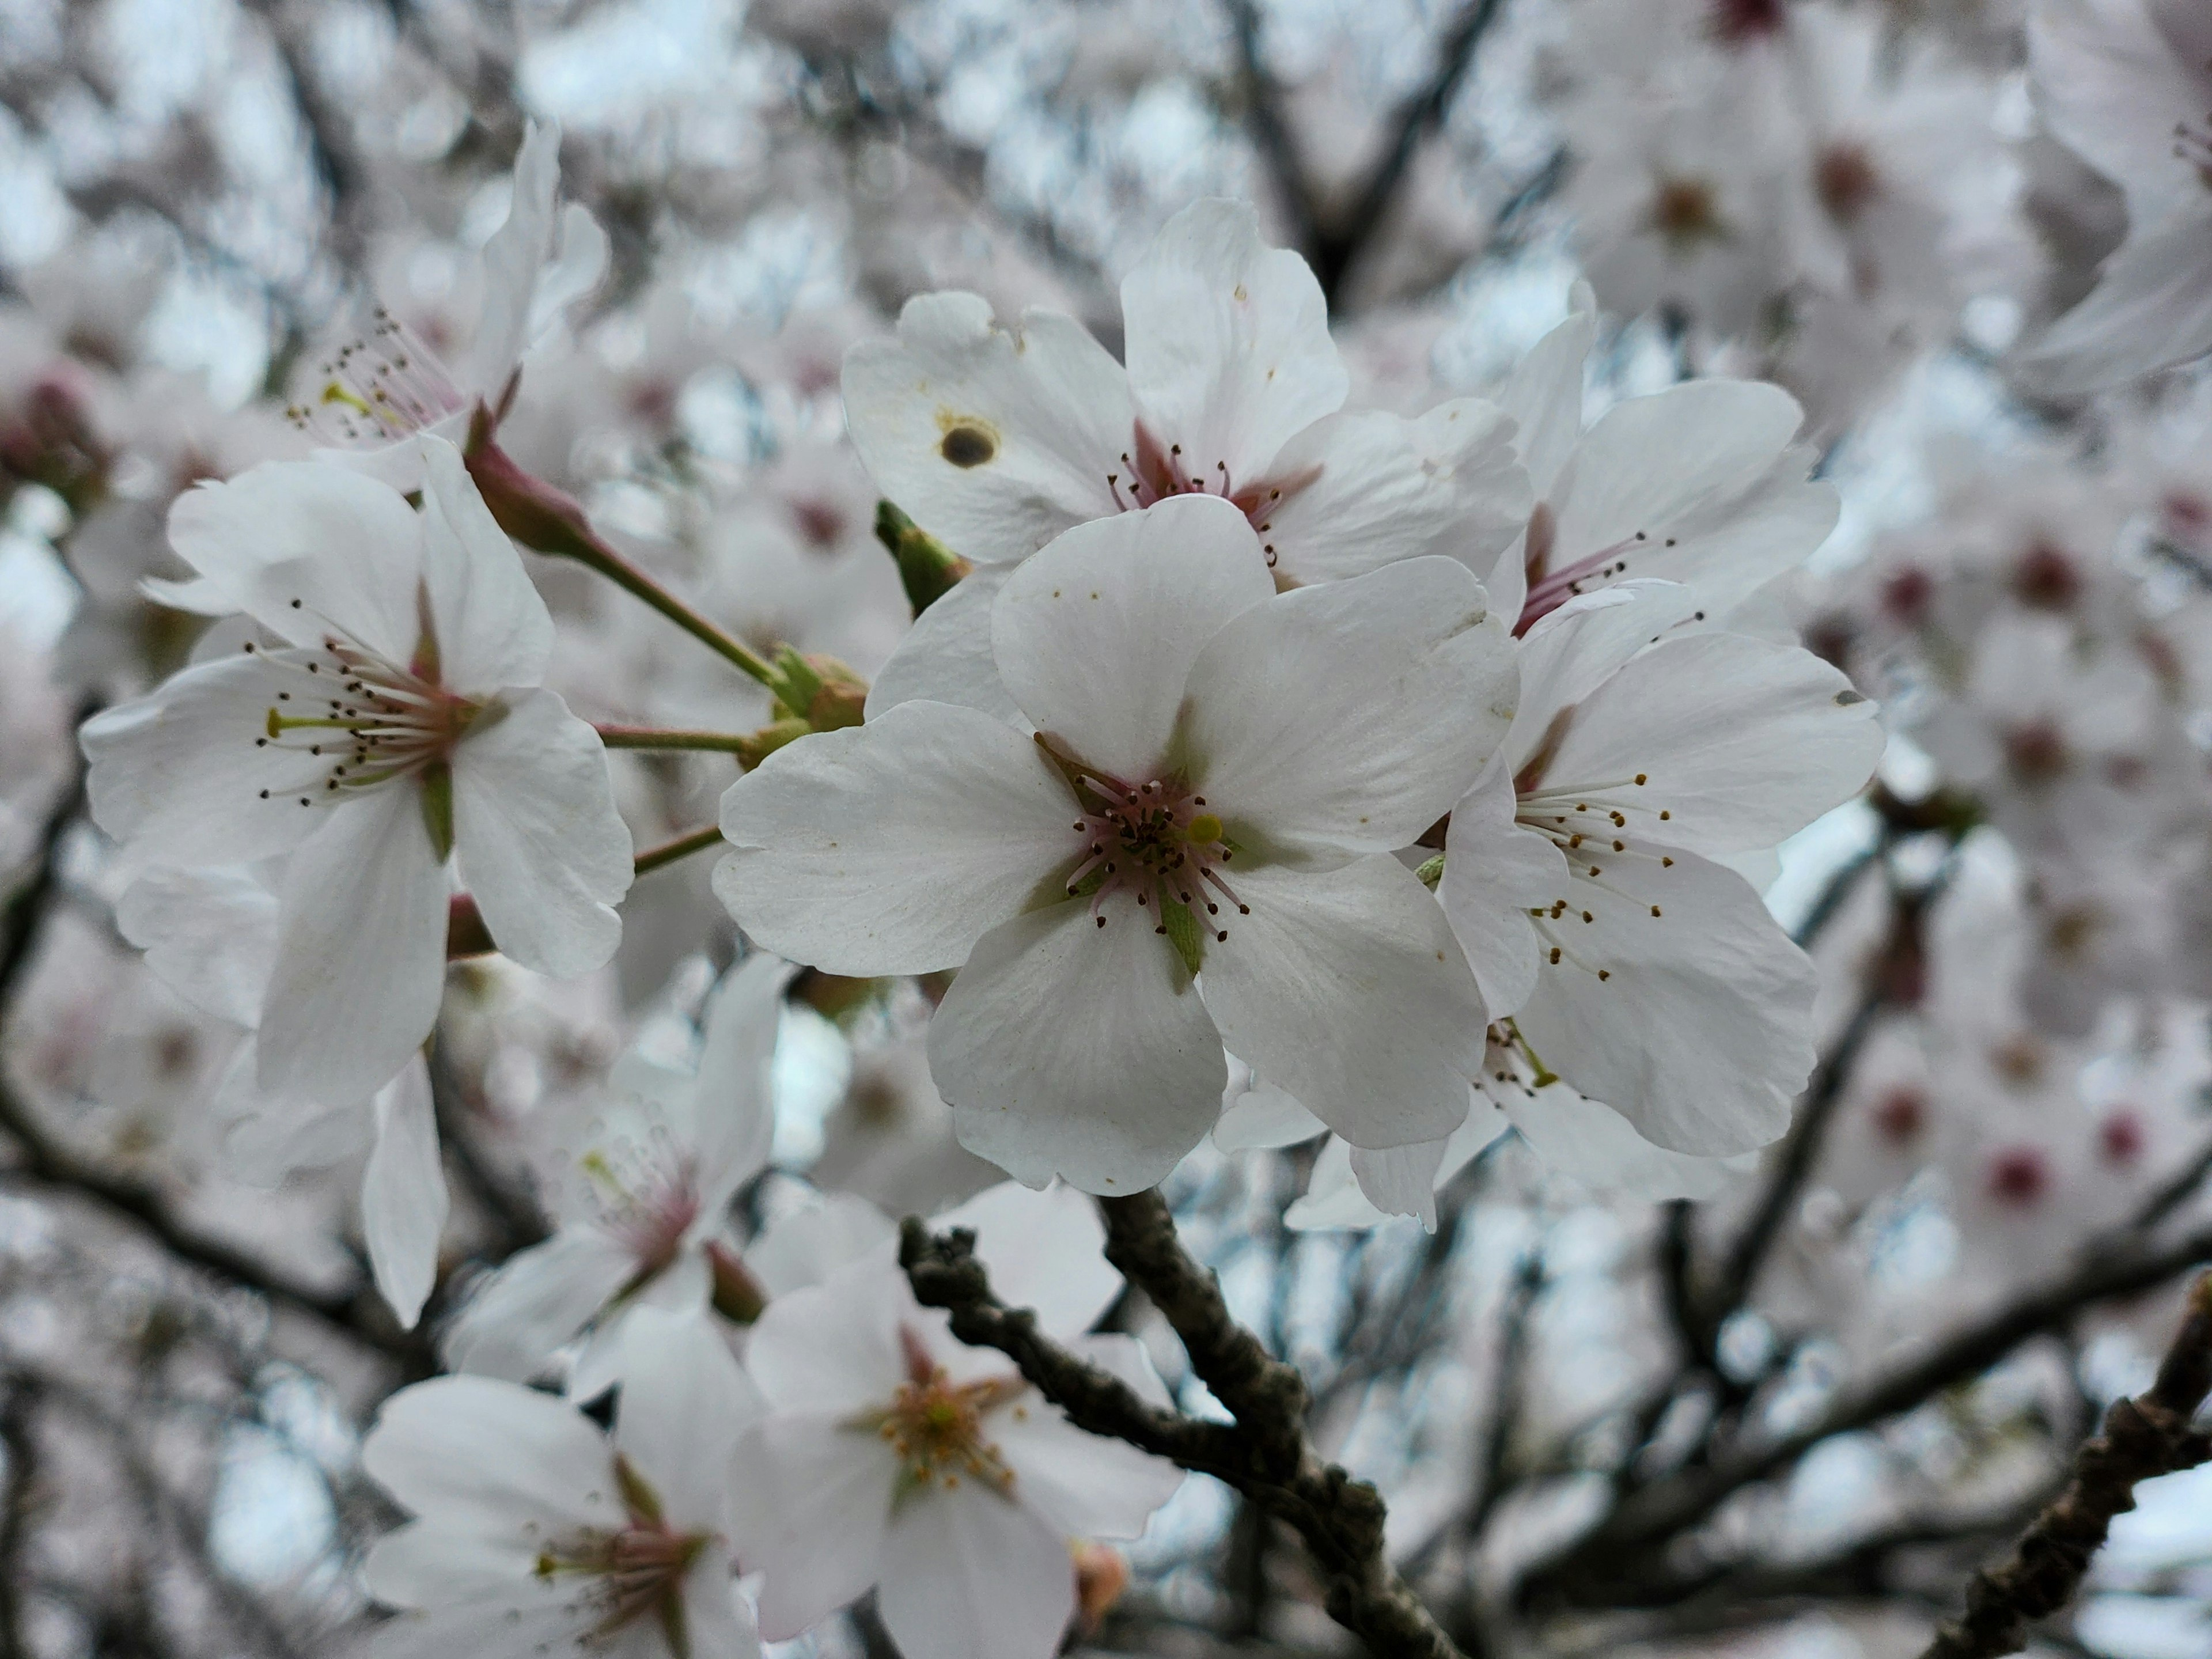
[1521,1224,2212,1608]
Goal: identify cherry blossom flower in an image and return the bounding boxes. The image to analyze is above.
[846,196,1531,719]
[80,438,634,1110]
[1488,285,1838,632]
[729,1183,1182,1659]
[362,1308,762,1659]
[2024,0,2212,388]
[717,494,1513,1191]
[444,954,789,1389]
[285,123,608,486]
[113,865,449,1325]
[1441,581,1884,1158]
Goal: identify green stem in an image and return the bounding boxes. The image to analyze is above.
[464,415,779,689]
[634,824,725,876]
[595,725,753,753]
[563,538,779,689]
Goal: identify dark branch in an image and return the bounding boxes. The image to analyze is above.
[1522,1221,2212,1608]
[902,1198,1467,1659]
[1917,1274,2212,1659]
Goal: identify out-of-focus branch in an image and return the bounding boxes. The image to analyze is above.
[1917,1274,2212,1659]
[1226,0,1508,305]
[1523,1221,2212,1609]
[0,774,419,1365]
[902,1200,1467,1659]
[243,0,372,273]
[426,1039,548,1263]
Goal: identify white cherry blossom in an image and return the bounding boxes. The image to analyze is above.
[362,1308,762,1659]
[1488,283,1839,632]
[729,1183,1182,1659]
[2024,0,2212,388]
[285,123,609,487]
[113,864,450,1325]
[444,954,789,1390]
[846,196,1532,718]
[1441,582,1884,1157]
[717,494,1514,1191]
[80,438,633,1110]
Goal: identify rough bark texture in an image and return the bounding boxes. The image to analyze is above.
[1918,1273,2212,1659]
[900,1191,1465,1659]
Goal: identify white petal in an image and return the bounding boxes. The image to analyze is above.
[991,495,1272,781]
[165,461,424,660]
[1198,858,1481,1150]
[1501,1086,1744,1202]
[364,1055,449,1329]
[463,120,561,397]
[1180,556,1516,857]
[717,701,1079,976]
[452,688,631,978]
[2022,213,2212,391]
[1535,632,1883,857]
[258,787,448,1105]
[1501,282,1596,502]
[677,1545,762,1659]
[416,436,555,692]
[615,1308,766,1534]
[729,1414,894,1638]
[362,1374,616,1535]
[1121,199,1345,483]
[745,1192,897,1296]
[1282,1137,1389,1230]
[115,866,279,1028]
[361,1600,584,1659]
[740,1264,907,1416]
[930,897,1226,1195]
[688,955,789,1203]
[993,1396,1183,1539]
[1346,1139,1446,1227]
[81,651,343,866]
[935,1181,1120,1339]
[1511,844,1813,1156]
[1440,763,1570,1019]
[862,565,1021,723]
[359,1520,539,1607]
[841,291,1131,566]
[216,1040,372,1183]
[1510,581,1704,746]
[1349,1095,1510,1225]
[443,1226,639,1382]
[878,1488,1076,1659]
[1259,400,1532,584]
[1212,1079,1327,1152]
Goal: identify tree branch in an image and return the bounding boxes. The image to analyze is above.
[1522,1222,2212,1608]
[1918,1274,2212,1659]
[902,1199,1466,1659]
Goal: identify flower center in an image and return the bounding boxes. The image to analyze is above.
[1518,528,1688,634]
[1104,421,1316,573]
[283,308,465,446]
[1649,176,1729,249]
[853,1326,1028,1505]
[579,1140,704,1284]
[245,615,482,813]
[535,1455,707,1645]
[1059,760,1249,945]
[1815,142,1883,225]
[1513,734,1679,984]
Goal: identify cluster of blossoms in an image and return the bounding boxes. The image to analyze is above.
[3,0,2212,1654]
